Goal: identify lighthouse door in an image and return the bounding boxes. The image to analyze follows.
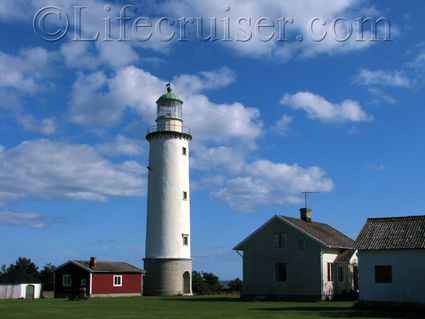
[183,271,190,294]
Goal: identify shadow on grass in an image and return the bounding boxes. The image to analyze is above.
[252,307,419,319]
[165,296,242,302]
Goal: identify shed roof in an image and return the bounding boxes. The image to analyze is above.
[55,260,145,273]
[233,215,354,250]
[354,215,425,250]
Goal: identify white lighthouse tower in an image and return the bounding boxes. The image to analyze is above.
[143,84,192,295]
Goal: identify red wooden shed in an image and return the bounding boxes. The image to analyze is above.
[54,257,145,298]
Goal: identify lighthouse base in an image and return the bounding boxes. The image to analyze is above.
[143,258,192,296]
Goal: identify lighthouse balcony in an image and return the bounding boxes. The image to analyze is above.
[146,124,192,135]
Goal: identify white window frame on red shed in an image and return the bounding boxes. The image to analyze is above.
[113,275,123,287]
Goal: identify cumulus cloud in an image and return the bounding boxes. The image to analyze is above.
[212,159,334,212]
[282,91,372,124]
[173,67,236,95]
[0,139,145,206]
[354,69,411,87]
[69,66,263,143]
[96,135,144,157]
[0,47,53,93]
[272,114,293,136]
[0,211,47,228]
[160,0,377,61]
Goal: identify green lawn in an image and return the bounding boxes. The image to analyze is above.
[0,295,418,319]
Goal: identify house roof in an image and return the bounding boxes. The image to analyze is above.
[334,249,356,263]
[233,214,354,250]
[55,260,145,273]
[354,215,425,250]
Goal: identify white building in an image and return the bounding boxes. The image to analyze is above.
[143,84,192,296]
[0,284,41,299]
[234,208,358,300]
[354,215,425,305]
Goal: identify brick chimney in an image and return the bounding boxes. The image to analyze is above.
[300,208,312,222]
[89,256,97,268]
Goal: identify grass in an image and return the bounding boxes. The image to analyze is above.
[0,295,420,319]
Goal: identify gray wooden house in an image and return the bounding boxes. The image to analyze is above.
[234,208,357,300]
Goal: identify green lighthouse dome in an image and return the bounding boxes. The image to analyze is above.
[156,83,183,104]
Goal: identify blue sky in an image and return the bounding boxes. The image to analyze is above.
[0,0,424,280]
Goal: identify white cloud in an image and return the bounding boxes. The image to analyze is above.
[191,143,246,174]
[69,66,263,143]
[0,211,47,228]
[367,88,397,105]
[272,114,293,136]
[173,67,236,95]
[161,0,376,61]
[0,139,145,206]
[0,47,53,93]
[368,163,384,171]
[212,159,334,212]
[96,135,144,157]
[16,114,57,135]
[60,41,140,70]
[282,91,372,124]
[355,69,411,88]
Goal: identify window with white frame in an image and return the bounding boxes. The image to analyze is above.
[63,274,72,287]
[113,275,122,287]
[182,147,187,155]
[274,232,287,248]
[183,191,188,200]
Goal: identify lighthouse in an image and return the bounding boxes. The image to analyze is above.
[143,84,192,295]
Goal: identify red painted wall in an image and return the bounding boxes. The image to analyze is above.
[92,273,142,294]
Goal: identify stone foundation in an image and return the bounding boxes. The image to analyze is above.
[143,258,192,296]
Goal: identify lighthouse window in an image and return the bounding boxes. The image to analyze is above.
[182,234,189,246]
[183,191,188,200]
[182,147,187,155]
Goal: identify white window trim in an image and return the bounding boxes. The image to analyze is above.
[113,275,123,287]
[63,274,72,287]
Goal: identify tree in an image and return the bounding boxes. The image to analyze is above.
[192,271,207,294]
[40,263,56,291]
[202,272,223,292]
[192,271,223,295]
[0,257,40,284]
[228,277,242,292]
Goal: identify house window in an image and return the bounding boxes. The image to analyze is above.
[375,265,392,283]
[338,267,344,282]
[327,262,334,281]
[183,191,188,200]
[274,232,287,248]
[113,275,122,287]
[298,239,305,251]
[182,147,187,155]
[275,263,287,282]
[182,234,189,246]
[81,279,86,286]
[63,274,72,287]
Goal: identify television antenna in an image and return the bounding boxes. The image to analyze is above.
[300,191,320,209]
